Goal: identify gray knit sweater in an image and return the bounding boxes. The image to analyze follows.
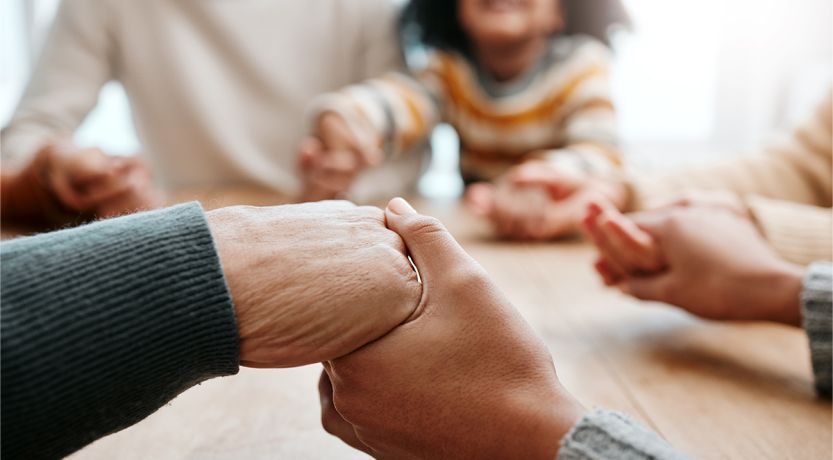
[1,203,240,459]
[1,205,830,459]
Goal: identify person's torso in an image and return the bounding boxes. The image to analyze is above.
[108,0,405,193]
[423,35,611,181]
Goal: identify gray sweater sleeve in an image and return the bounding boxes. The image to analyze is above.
[1,202,240,460]
[558,410,691,460]
[802,262,832,398]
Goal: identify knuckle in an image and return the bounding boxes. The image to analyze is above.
[406,215,446,237]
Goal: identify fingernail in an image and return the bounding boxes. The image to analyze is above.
[387,197,417,216]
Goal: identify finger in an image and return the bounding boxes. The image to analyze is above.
[318,370,371,454]
[594,257,623,286]
[384,197,474,283]
[618,273,676,303]
[298,138,325,172]
[65,148,114,186]
[582,211,629,278]
[597,211,665,273]
[464,182,496,217]
[604,215,666,272]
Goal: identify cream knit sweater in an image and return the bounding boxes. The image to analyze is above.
[630,90,832,265]
[1,0,421,199]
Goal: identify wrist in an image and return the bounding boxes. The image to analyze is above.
[760,262,805,326]
[517,386,587,459]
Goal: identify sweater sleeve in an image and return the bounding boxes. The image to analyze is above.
[629,89,832,211]
[558,410,691,460]
[0,0,115,169]
[745,196,833,265]
[1,202,240,460]
[802,262,833,398]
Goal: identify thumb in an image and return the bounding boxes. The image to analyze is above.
[384,197,473,284]
[618,272,675,304]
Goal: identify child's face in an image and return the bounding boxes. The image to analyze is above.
[459,0,562,48]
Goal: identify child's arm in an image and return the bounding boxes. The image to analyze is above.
[299,70,444,200]
[584,202,666,285]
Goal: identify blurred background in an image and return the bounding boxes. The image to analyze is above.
[1,0,830,194]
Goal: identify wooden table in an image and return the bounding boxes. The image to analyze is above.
[52,188,830,459]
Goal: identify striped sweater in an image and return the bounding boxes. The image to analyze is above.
[309,35,621,182]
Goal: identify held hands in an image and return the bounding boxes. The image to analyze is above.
[207,201,422,367]
[585,204,805,326]
[298,113,383,202]
[319,198,586,459]
[13,143,162,224]
[466,160,628,240]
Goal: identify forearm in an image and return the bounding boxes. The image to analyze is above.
[307,72,440,158]
[802,262,833,398]
[0,203,240,459]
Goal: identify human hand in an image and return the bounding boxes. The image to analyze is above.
[583,201,665,285]
[320,198,586,459]
[600,207,804,326]
[2,143,162,225]
[206,200,422,367]
[298,113,383,202]
[466,160,628,240]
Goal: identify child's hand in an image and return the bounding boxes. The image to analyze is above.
[298,113,383,202]
[466,179,551,240]
[583,202,666,285]
[465,160,627,240]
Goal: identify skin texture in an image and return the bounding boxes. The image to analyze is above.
[319,198,586,459]
[467,160,629,240]
[587,205,805,326]
[1,143,162,228]
[206,201,422,368]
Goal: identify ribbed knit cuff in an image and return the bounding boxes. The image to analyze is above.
[746,195,833,266]
[1,202,240,459]
[558,410,691,460]
[802,262,833,398]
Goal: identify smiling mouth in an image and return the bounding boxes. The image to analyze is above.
[480,0,527,13]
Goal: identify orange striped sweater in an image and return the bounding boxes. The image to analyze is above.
[308,35,621,182]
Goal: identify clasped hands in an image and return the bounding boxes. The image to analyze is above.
[207,199,586,459]
[4,142,162,226]
[297,114,626,240]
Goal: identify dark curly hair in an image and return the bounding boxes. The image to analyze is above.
[400,0,632,56]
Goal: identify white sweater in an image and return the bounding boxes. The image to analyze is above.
[1,0,421,198]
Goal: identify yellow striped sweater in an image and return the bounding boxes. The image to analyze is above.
[308,35,621,183]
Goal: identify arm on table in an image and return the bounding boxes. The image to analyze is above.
[1,203,239,460]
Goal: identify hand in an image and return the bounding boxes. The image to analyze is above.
[466,160,628,240]
[298,113,383,202]
[583,201,665,285]
[2,143,162,226]
[320,198,586,459]
[607,207,805,326]
[206,200,422,367]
